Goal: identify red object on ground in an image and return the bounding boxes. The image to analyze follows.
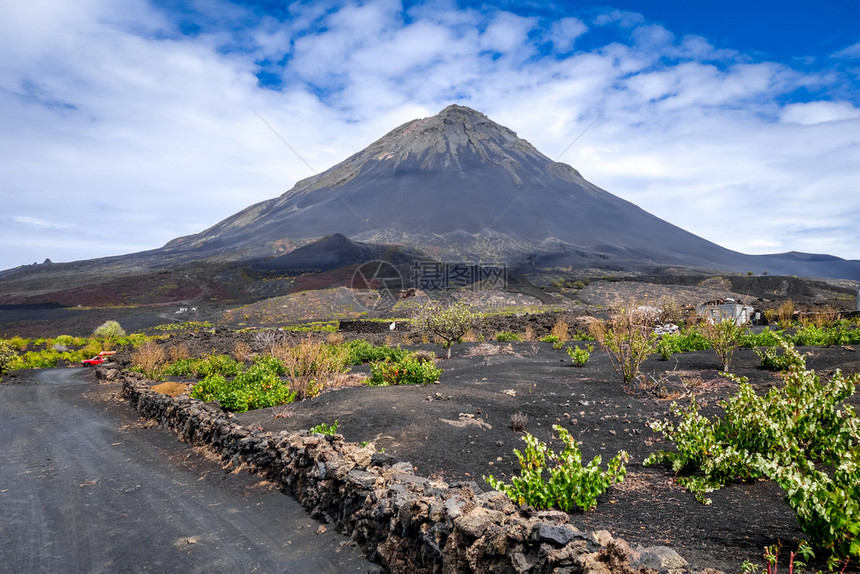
[81,351,116,366]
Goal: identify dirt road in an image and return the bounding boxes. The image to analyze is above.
[0,368,376,573]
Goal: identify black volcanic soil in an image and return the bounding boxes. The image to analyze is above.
[231,341,860,574]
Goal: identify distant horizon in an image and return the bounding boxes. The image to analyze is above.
[1,0,859,270]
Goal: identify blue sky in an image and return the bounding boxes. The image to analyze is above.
[1,0,859,271]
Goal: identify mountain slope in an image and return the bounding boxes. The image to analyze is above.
[162,105,859,280]
[1,104,858,309]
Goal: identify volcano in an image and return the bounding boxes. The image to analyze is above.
[160,105,860,279]
[1,105,858,310]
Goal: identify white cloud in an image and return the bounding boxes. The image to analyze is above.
[593,9,645,28]
[833,42,860,59]
[780,101,860,125]
[0,0,858,271]
[548,17,588,53]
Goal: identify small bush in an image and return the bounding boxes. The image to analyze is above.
[411,349,437,363]
[700,318,744,371]
[551,319,570,342]
[233,341,253,362]
[309,420,339,436]
[168,344,190,362]
[566,344,593,367]
[645,337,859,563]
[540,334,560,344]
[54,335,76,347]
[776,300,796,330]
[368,355,442,386]
[656,329,711,360]
[590,301,657,384]
[755,344,803,372]
[485,425,627,512]
[131,341,166,380]
[803,306,841,329]
[6,336,28,351]
[658,298,686,326]
[0,340,17,378]
[271,336,350,399]
[412,300,479,358]
[495,331,521,342]
[92,320,126,348]
[163,353,243,378]
[343,339,409,365]
[17,349,62,369]
[190,362,295,413]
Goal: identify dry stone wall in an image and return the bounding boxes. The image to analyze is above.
[104,366,722,574]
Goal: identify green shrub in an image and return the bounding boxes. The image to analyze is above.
[566,344,593,367]
[791,324,860,347]
[196,354,243,378]
[540,334,560,344]
[117,333,151,348]
[368,355,442,386]
[755,344,804,372]
[412,300,479,358]
[6,336,28,351]
[485,425,627,512]
[0,340,17,377]
[343,339,409,365]
[645,337,859,562]
[54,335,76,347]
[190,363,295,413]
[153,321,213,332]
[656,329,711,360]
[495,331,521,342]
[739,327,784,348]
[252,354,287,375]
[162,358,197,377]
[309,420,339,436]
[18,349,62,369]
[163,353,243,378]
[93,320,126,341]
[700,319,745,371]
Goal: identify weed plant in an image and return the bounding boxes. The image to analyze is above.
[309,420,339,436]
[551,319,570,342]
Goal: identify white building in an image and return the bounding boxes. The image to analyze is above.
[697,298,755,326]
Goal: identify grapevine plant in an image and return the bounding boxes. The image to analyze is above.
[485,425,627,512]
[645,335,860,564]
